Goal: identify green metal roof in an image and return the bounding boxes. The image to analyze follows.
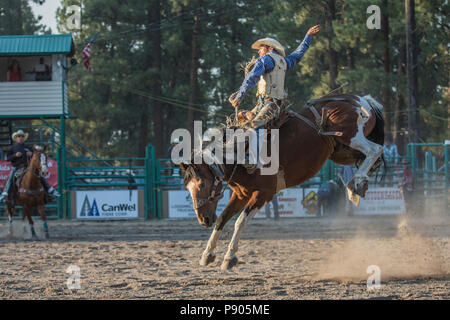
[0,34,75,56]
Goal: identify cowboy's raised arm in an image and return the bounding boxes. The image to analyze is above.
[285,25,321,71]
[235,55,275,101]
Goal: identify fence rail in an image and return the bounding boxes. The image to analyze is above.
[1,142,448,219]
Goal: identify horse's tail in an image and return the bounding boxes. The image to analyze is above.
[365,95,385,146]
[364,95,386,183]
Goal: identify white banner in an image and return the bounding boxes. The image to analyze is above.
[255,188,320,218]
[168,189,231,219]
[76,190,138,219]
[353,187,405,215]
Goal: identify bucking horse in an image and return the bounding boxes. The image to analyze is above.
[180,94,384,270]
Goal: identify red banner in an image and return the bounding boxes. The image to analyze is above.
[0,159,58,189]
[0,161,12,189]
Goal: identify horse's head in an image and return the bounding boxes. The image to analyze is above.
[180,162,224,228]
[31,145,49,178]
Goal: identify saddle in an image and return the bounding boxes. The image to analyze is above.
[9,167,49,204]
[14,167,27,190]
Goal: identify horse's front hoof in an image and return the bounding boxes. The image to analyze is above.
[221,257,238,270]
[199,253,216,267]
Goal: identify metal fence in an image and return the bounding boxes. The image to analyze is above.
[2,142,448,219]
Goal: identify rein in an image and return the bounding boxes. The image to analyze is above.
[188,162,238,210]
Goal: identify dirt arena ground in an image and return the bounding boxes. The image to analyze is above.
[0,214,449,300]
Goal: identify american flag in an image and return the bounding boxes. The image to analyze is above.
[81,33,98,71]
[81,43,92,71]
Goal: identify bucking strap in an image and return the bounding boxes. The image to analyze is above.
[287,109,343,137]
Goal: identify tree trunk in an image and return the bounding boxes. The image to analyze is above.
[17,0,23,34]
[152,0,164,157]
[326,0,338,90]
[405,0,420,142]
[187,0,202,135]
[140,0,164,158]
[382,0,391,140]
[394,38,407,154]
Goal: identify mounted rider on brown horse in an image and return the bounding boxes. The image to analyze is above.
[1,130,59,239]
[179,25,385,270]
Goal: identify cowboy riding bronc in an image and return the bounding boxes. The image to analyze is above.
[0,130,59,202]
[231,25,321,128]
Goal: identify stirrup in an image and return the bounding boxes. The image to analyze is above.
[49,191,60,198]
[243,163,258,174]
[0,192,7,201]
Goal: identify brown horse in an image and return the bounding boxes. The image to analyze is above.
[5,145,50,239]
[180,94,384,270]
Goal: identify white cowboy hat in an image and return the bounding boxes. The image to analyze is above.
[251,37,285,57]
[12,130,28,140]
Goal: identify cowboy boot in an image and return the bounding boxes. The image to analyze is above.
[0,171,14,202]
[40,178,60,198]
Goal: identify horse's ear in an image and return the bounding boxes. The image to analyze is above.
[43,145,48,153]
[180,163,188,172]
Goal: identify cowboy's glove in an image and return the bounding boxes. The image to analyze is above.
[232,97,241,108]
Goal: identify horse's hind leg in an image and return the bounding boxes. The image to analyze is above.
[6,204,14,238]
[348,119,383,197]
[37,205,49,239]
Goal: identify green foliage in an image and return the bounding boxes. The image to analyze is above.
[9,0,445,157]
[0,0,49,35]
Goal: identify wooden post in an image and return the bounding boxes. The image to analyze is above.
[187,0,202,135]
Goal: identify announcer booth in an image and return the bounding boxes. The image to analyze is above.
[0,34,75,219]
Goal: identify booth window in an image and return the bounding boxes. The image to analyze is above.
[2,56,53,82]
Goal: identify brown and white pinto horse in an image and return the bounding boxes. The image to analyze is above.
[5,145,50,239]
[180,94,384,270]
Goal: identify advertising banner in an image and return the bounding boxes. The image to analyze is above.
[76,190,138,219]
[167,188,321,220]
[254,188,320,218]
[0,161,12,189]
[168,189,231,219]
[0,159,57,189]
[353,187,405,215]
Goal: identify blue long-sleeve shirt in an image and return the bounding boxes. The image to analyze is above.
[236,34,312,100]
